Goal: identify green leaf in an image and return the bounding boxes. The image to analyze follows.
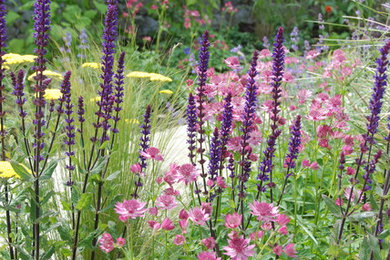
[105,170,120,181]
[84,10,97,19]
[349,211,376,221]
[186,0,197,6]
[368,234,381,260]
[58,223,72,241]
[378,229,390,239]
[322,195,341,216]
[359,237,370,260]
[10,161,32,181]
[40,159,59,181]
[41,246,56,260]
[90,156,109,175]
[6,11,20,25]
[76,193,92,210]
[94,0,107,13]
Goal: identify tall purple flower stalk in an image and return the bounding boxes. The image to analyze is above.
[237,51,258,229]
[186,93,197,166]
[77,96,86,167]
[277,115,301,205]
[111,51,125,136]
[96,0,118,144]
[260,27,285,203]
[337,40,390,245]
[133,105,152,198]
[196,31,210,195]
[219,93,233,171]
[208,127,221,193]
[0,1,14,258]
[238,50,259,202]
[31,1,51,258]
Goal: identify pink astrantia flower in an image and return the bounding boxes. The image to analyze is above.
[284,243,297,257]
[223,234,256,260]
[362,203,372,211]
[173,234,186,245]
[217,176,227,189]
[177,163,198,185]
[99,233,114,253]
[249,201,279,222]
[249,231,264,241]
[278,226,288,235]
[225,212,242,229]
[140,147,164,161]
[115,199,147,222]
[179,219,188,233]
[148,207,158,216]
[335,198,343,206]
[197,251,221,260]
[202,237,216,249]
[116,237,126,247]
[276,214,290,226]
[156,194,177,210]
[273,245,283,256]
[188,207,210,226]
[147,220,161,230]
[130,163,142,173]
[161,217,175,230]
[179,209,189,220]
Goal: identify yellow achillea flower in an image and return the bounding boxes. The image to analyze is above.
[43,89,62,100]
[3,53,37,65]
[126,71,152,79]
[82,62,100,69]
[90,96,101,102]
[125,118,140,124]
[149,73,172,82]
[27,70,64,81]
[0,161,30,179]
[159,89,173,95]
[126,71,172,82]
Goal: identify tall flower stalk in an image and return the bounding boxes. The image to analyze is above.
[31,0,51,258]
[237,51,258,224]
[0,1,14,258]
[196,31,210,195]
[337,40,390,245]
[258,27,285,203]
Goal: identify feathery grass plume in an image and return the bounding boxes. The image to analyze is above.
[337,40,390,245]
[196,31,210,195]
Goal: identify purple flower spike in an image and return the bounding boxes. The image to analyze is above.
[33,0,51,72]
[186,93,197,164]
[139,105,152,171]
[95,0,118,139]
[270,27,285,129]
[208,127,221,185]
[11,70,27,118]
[111,51,126,133]
[219,93,233,168]
[364,40,390,145]
[77,96,85,124]
[284,115,302,169]
[239,51,259,189]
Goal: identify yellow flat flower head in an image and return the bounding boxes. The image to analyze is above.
[126,71,152,79]
[0,161,30,179]
[28,70,64,81]
[149,73,172,82]
[125,118,140,124]
[82,62,101,69]
[159,89,173,95]
[3,53,37,65]
[90,96,101,102]
[43,89,62,100]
